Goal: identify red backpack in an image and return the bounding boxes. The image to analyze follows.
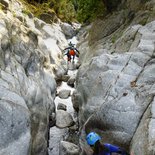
[69,49,75,56]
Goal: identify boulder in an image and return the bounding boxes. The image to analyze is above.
[58,89,71,99]
[71,91,81,112]
[60,22,76,39]
[57,103,67,111]
[59,141,80,155]
[56,110,74,128]
[62,74,70,82]
[67,76,76,87]
[49,112,56,127]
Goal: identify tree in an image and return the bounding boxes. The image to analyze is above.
[77,0,105,23]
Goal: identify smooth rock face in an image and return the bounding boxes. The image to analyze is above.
[77,17,155,154]
[60,22,76,39]
[59,141,80,155]
[0,0,68,154]
[71,90,81,112]
[0,100,31,155]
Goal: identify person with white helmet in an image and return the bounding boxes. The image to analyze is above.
[63,41,80,62]
[86,132,130,155]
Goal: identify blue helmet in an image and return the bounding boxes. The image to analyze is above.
[86,132,101,145]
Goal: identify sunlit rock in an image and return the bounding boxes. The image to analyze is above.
[56,110,74,128]
[60,22,76,39]
[77,17,155,154]
[58,89,71,99]
[0,0,69,154]
[60,141,80,155]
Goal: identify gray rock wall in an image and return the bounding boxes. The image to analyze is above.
[0,0,68,154]
[76,11,155,155]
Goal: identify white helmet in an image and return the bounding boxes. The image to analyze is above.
[69,41,74,47]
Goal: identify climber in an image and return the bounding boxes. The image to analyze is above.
[86,132,130,155]
[63,41,80,62]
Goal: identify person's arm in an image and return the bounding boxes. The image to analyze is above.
[104,143,129,155]
[63,47,70,55]
[74,48,80,54]
[73,48,80,57]
[64,47,71,51]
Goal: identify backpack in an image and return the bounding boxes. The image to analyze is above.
[69,49,75,56]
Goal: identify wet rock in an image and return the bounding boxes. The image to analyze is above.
[57,103,67,111]
[56,80,62,87]
[49,113,56,127]
[58,89,71,99]
[59,141,80,155]
[69,125,78,132]
[56,110,74,128]
[62,75,70,82]
[67,76,76,87]
[75,61,81,69]
[71,91,81,112]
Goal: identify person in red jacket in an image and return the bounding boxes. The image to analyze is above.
[86,132,130,155]
[63,42,80,62]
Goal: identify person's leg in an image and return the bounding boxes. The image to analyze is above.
[67,55,71,62]
[73,55,75,61]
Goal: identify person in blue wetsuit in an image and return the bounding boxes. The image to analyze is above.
[86,132,130,155]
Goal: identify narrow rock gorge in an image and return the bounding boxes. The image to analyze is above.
[1,0,155,155]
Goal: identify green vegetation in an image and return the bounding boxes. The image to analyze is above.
[20,0,76,22]
[138,17,148,26]
[21,8,32,17]
[20,0,121,23]
[77,0,105,23]
[141,0,151,2]
[0,4,3,10]
[76,0,122,23]
[54,0,76,22]
[102,0,121,12]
